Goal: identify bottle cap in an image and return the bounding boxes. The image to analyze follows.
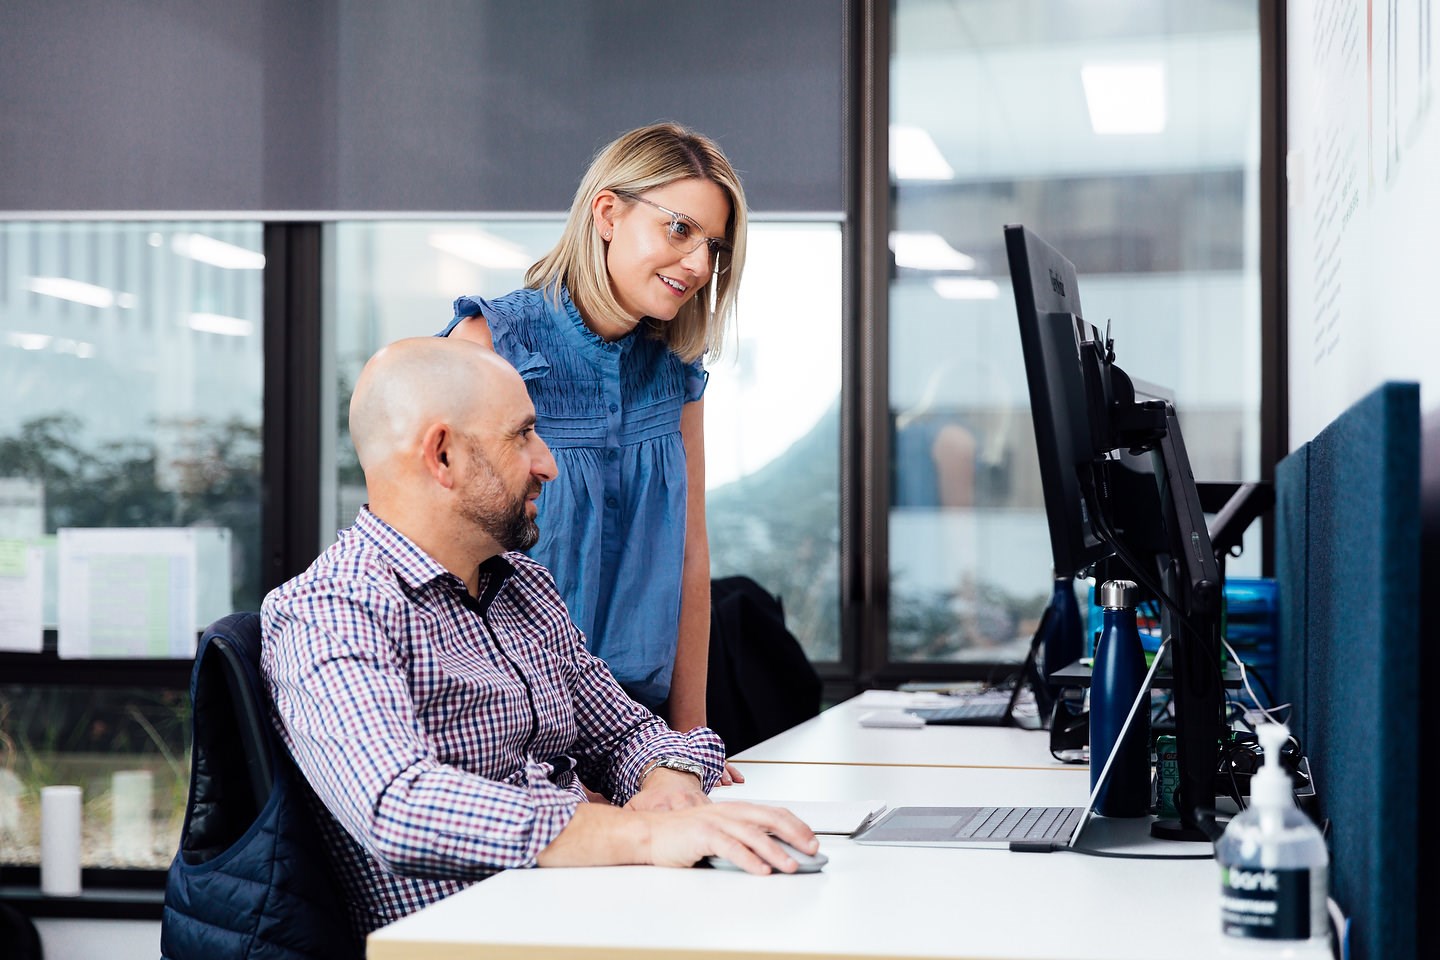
[1099,579,1138,610]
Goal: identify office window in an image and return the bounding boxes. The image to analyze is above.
[888,0,1262,664]
[325,219,842,660]
[0,220,263,871]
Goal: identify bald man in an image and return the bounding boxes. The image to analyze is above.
[260,338,814,940]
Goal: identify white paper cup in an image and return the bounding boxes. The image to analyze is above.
[111,770,154,861]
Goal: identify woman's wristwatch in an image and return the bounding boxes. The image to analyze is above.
[639,755,706,788]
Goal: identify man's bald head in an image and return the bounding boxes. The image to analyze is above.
[349,337,517,475]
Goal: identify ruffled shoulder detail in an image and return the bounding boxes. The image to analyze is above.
[445,292,551,381]
[682,356,709,403]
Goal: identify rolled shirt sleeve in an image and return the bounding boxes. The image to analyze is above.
[561,634,725,804]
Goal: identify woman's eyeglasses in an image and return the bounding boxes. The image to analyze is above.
[614,191,732,274]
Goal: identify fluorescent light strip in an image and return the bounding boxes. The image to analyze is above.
[188,313,255,337]
[26,276,115,308]
[889,125,954,181]
[1081,61,1167,135]
[931,277,1000,300]
[3,332,95,357]
[6,331,52,350]
[53,338,96,358]
[172,233,266,270]
[891,232,976,271]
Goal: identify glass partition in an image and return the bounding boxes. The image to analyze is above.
[0,219,263,870]
[888,0,1262,664]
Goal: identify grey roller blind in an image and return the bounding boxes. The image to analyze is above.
[0,0,844,214]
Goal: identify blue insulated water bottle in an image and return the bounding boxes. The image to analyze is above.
[1041,575,1084,684]
[1089,579,1151,817]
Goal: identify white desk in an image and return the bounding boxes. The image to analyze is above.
[367,828,1222,960]
[368,697,1228,959]
[732,692,1067,770]
[722,757,1087,810]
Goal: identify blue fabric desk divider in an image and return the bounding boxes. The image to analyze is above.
[1275,381,1420,960]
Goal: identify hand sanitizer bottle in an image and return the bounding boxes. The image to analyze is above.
[1214,722,1330,957]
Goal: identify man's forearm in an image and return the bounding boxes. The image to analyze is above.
[535,803,651,867]
[536,799,820,875]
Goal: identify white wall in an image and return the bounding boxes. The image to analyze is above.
[1287,0,1440,444]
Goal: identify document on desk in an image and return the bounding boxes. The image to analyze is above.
[715,798,887,835]
[853,689,957,709]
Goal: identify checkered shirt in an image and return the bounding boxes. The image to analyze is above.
[260,508,725,937]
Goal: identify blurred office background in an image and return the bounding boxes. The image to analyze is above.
[0,3,1268,946]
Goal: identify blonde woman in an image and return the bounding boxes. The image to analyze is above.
[441,122,747,783]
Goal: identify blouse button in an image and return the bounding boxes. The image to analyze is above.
[607,449,618,462]
[607,402,619,413]
[605,496,618,509]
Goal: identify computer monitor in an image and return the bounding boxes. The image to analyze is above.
[1004,224,1226,840]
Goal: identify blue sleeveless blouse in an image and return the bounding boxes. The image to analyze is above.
[440,286,707,709]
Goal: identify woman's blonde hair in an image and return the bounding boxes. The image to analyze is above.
[526,122,748,363]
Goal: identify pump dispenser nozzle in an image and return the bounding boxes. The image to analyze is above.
[1251,722,1293,810]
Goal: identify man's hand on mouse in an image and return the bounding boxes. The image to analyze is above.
[642,802,818,875]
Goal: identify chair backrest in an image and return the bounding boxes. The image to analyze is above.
[0,902,43,960]
[707,576,822,755]
[161,612,358,960]
[180,616,273,864]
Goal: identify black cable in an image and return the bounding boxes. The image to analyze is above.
[1091,504,1192,638]
[1242,659,1279,705]
[1083,466,1227,670]
[1012,840,1214,861]
[1068,845,1214,861]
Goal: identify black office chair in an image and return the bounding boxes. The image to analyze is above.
[0,902,43,959]
[161,612,358,960]
[706,576,822,755]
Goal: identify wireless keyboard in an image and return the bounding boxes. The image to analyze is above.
[907,698,1011,725]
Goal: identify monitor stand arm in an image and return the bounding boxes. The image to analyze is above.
[1202,481,1275,575]
[1150,411,1226,842]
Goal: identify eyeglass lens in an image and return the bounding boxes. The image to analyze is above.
[622,192,729,273]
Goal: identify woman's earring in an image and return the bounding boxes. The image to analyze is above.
[603,231,612,241]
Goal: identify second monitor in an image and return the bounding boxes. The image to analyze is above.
[1004,223,1227,841]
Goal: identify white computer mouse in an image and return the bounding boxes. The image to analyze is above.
[703,839,829,874]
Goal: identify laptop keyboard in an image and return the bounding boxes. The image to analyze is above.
[959,806,1080,841]
[909,700,1010,724]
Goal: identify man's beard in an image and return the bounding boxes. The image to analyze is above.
[459,453,541,551]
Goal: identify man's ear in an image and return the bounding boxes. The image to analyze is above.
[422,423,457,488]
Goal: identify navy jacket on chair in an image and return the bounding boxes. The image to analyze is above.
[161,612,357,960]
